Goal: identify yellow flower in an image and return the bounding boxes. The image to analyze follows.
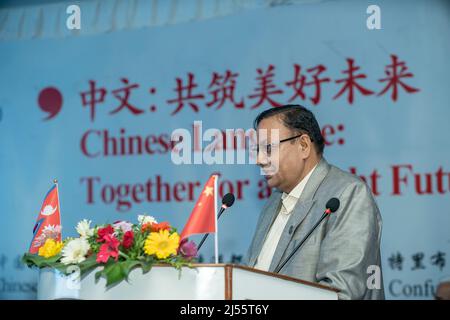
[144,230,180,259]
[38,238,63,258]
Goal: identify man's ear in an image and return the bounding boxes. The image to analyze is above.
[298,135,311,157]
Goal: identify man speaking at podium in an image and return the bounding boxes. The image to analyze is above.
[245,105,384,300]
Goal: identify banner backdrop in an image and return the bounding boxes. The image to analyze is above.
[1,0,449,299]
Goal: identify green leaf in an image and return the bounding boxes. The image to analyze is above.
[78,255,98,275]
[22,253,62,268]
[139,260,153,273]
[121,260,140,278]
[53,262,69,274]
[103,262,125,287]
[95,270,103,283]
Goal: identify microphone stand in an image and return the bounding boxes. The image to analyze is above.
[274,211,330,273]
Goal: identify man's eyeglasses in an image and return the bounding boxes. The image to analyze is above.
[251,133,313,156]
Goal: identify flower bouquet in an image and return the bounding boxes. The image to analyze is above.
[22,215,198,287]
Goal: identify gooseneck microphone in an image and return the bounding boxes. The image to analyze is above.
[274,198,340,273]
[197,193,235,252]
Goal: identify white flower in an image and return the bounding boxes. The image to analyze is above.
[137,214,157,225]
[61,238,90,265]
[76,219,94,238]
[113,221,133,233]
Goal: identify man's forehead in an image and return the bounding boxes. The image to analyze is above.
[257,116,290,136]
[257,116,289,130]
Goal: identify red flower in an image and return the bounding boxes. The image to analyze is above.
[97,225,114,242]
[122,231,134,249]
[141,222,171,233]
[96,234,120,263]
[141,223,152,233]
[151,222,171,232]
[178,238,198,259]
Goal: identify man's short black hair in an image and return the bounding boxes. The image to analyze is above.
[253,104,325,155]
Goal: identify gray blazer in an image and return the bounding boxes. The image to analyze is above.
[244,158,385,300]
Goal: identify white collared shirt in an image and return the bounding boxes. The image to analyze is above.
[254,164,317,271]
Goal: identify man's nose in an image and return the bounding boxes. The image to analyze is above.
[256,150,269,167]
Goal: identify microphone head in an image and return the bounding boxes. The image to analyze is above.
[326,198,340,213]
[222,193,235,208]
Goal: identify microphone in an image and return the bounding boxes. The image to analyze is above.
[274,198,340,273]
[196,193,235,251]
[220,193,236,212]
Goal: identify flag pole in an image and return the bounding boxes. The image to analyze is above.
[53,178,62,239]
[213,175,219,264]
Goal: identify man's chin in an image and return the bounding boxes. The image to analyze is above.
[265,175,278,188]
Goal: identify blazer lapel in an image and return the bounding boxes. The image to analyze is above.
[248,191,282,267]
[269,158,331,272]
[268,199,315,272]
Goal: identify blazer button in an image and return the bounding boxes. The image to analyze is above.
[288,225,294,235]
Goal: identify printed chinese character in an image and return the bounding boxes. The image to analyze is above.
[378,54,420,101]
[207,70,244,109]
[411,252,426,270]
[430,251,446,271]
[0,254,7,270]
[388,252,404,270]
[230,254,243,264]
[167,73,205,115]
[209,254,223,263]
[286,64,330,105]
[334,58,374,104]
[110,78,144,116]
[14,255,24,270]
[248,64,283,109]
[80,80,107,122]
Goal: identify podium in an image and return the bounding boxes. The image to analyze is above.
[37,264,338,300]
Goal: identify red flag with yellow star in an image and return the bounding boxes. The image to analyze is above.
[180,175,218,241]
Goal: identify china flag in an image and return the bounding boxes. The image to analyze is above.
[180,175,218,241]
[29,182,62,254]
